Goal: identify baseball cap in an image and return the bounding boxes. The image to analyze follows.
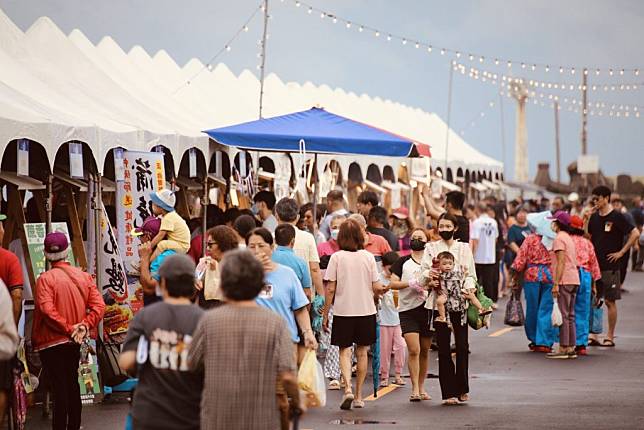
[570,215,584,230]
[547,210,572,226]
[131,216,161,237]
[392,207,409,219]
[150,189,176,212]
[44,232,69,253]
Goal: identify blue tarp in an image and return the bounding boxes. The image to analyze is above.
[203,107,430,157]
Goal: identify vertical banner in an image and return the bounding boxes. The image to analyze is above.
[116,151,165,274]
[99,203,140,335]
[17,139,29,176]
[189,148,197,178]
[24,222,76,279]
[69,142,84,178]
[215,151,222,178]
[114,148,125,182]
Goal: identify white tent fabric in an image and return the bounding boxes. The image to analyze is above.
[0,8,502,178]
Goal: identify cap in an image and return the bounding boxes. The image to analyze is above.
[392,207,409,219]
[150,189,176,212]
[547,210,572,226]
[131,216,161,237]
[570,215,584,230]
[44,232,69,253]
[158,254,196,281]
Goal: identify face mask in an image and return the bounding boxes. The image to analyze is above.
[439,230,455,241]
[250,203,259,216]
[330,229,339,240]
[410,239,426,251]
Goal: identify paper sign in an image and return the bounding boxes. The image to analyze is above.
[239,151,247,178]
[69,143,84,178]
[114,148,125,181]
[17,139,29,176]
[189,148,197,178]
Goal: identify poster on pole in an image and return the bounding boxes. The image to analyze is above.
[116,151,165,275]
[24,222,76,279]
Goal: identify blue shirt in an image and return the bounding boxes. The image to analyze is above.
[255,264,309,342]
[150,250,178,282]
[272,246,312,289]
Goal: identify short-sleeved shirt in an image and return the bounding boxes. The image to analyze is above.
[272,246,312,289]
[390,255,425,312]
[294,228,320,266]
[552,231,580,285]
[187,305,296,430]
[161,211,191,248]
[588,209,635,270]
[324,250,379,317]
[255,264,309,342]
[0,247,24,290]
[454,215,470,243]
[506,224,531,262]
[471,214,499,264]
[262,214,278,233]
[368,227,399,252]
[122,301,204,430]
[364,233,392,258]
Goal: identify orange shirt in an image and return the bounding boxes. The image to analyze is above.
[364,233,392,257]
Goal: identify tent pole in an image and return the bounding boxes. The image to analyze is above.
[93,173,104,339]
[202,179,209,258]
[312,153,318,226]
[258,0,269,119]
[45,173,53,233]
[444,62,454,175]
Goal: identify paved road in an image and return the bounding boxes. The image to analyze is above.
[26,271,644,429]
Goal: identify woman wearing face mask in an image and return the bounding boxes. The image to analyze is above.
[390,208,414,256]
[420,213,477,405]
[316,214,347,390]
[387,227,432,402]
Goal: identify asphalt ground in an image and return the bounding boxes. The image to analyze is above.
[23,270,644,430]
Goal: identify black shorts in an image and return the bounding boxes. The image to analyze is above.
[0,358,14,392]
[598,270,621,301]
[331,314,376,348]
[399,304,433,338]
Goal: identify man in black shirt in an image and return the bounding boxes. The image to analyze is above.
[586,186,639,347]
[367,206,399,252]
[423,189,470,243]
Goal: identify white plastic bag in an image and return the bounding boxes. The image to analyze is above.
[297,350,326,408]
[551,301,563,327]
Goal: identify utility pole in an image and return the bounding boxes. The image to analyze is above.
[444,62,454,174]
[554,101,561,183]
[258,0,269,119]
[581,69,588,155]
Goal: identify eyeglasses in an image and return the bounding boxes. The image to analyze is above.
[207,241,217,247]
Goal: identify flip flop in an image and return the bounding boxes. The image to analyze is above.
[599,339,615,347]
[588,339,601,347]
[340,393,354,410]
[420,392,432,401]
[409,394,422,402]
[393,377,406,386]
[352,399,365,409]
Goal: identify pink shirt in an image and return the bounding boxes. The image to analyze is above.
[552,231,580,286]
[324,250,379,317]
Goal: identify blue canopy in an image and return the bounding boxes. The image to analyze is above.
[203,107,430,157]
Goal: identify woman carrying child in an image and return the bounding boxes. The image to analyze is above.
[421,213,478,405]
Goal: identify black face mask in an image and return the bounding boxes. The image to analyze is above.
[439,230,455,240]
[410,239,426,251]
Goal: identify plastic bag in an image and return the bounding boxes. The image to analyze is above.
[589,295,603,334]
[467,283,494,330]
[551,301,563,327]
[504,291,525,326]
[297,350,326,408]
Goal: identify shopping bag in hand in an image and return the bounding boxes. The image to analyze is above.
[551,301,563,327]
[297,350,326,408]
[589,295,603,334]
[504,290,525,326]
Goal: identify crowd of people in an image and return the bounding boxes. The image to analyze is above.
[0,182,642,429]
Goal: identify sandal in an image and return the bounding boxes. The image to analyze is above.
[599,338,615,347]
[380,379,390,388]
[393,377,406,386]
[340,392,354,410]
[420,392,432,401]
[442,397,459,405]
[588,338,601,347]
[409,394,422,402]
[352,399,365,409]
[329,379,341,390]
[458,393,470,402]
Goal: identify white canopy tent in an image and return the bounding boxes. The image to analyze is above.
[0,8,503,181]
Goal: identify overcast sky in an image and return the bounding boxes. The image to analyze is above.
[2,0,643,180]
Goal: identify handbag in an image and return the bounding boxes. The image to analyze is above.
[467,283,493,330]
[97,334,129,387]
[504,290,525,326]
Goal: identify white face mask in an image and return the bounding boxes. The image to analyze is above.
[330,229,339,240]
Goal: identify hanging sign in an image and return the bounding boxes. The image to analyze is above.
[116,151,165,278]
[274,155,292,201]
[215,151,223,178]
[69,142,84,178]
[189,148,197,178]
[239,151,247,178]
[17,139,29,176]
[24,222,76,279]
[114,148,125,181]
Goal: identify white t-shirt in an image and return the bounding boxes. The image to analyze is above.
[262,214,278,233]
[470,214,499,264]
[390,255,425,313]
[294,228,320,265]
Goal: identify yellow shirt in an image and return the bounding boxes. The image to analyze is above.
[160,210,191,248]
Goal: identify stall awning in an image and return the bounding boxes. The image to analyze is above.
[204,107,431,158]
[481,179,500,190]
[470,182,488,192]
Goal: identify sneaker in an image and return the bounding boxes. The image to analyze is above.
[575,346,587,356]
[534,346,553,353]
[567,352,578,359]
[546,351,570,359]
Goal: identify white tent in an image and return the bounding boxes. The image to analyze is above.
[0,8,503,181]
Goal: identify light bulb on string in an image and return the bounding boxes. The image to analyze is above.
[320,12,325,18]
[620,69,625,75]
[441,48,446,55]
[346,21,351,28]
[415,42,420,49]
[387,34,392,41]
[225,45,231,52]
[559,66,564,73]
[609,69,614,76]
[332,17,337,23]
[402,38,407,45]
[545,65,550,72]
[359,26,364,32]
[295,1,300,7]
[507,60,512,68]
[494,58,500,65]
[207,64,213,71]
[595,69,600,76]
[427,45,432,53]
[308,7,312,14]
[521,62,526,69]
[375,31,380,37]
[243,25,249,32]
[531,64,536,71]
[571,67,575,75]
[456,51,461,58]
[635,69,640,76]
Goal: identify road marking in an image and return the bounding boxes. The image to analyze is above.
[489,327,514,337]
[364,384,399,401]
